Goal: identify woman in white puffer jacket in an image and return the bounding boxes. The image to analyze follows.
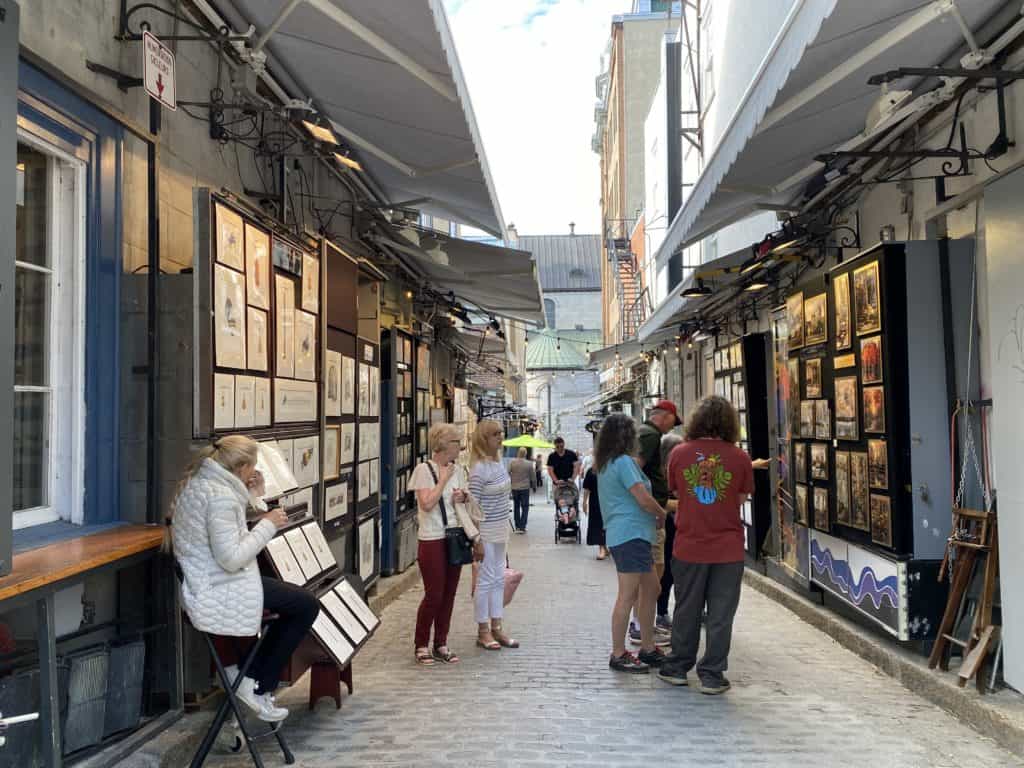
[168,435,318,723]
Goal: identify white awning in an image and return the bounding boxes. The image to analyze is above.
[589,328,676,367]
[222,0,504,235]
[456,327,507,356]
[655,0,1012,265]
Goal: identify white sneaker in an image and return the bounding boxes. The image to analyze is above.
[223,665,239,686]
[234,676,289,722]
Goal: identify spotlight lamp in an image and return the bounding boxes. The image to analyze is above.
[334,151,363,172]
[681,279,713,299]
[301,114,338,145]
[744,281,771,292]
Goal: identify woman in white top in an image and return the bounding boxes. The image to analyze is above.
[468,420,520,650]
[408,423,483,666]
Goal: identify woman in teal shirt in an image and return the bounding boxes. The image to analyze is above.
[595,413,668,673]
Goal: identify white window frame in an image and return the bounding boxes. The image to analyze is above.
[14,129,87,530]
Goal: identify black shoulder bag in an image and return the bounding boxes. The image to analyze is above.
[427,462,475,567]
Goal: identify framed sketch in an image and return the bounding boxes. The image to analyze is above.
[292,435,320,487]
[863,386,885,433]
[358,365,370,416]
[834,271,851,350]
[245,222,270,309]
[369,458,379,495]
[369,367,380,416]
[804,292,828,347]
[363,423,379,460]
[302,252,319,313]
[265,536,305,586]
[340,423,355,466]
[805,358,822,398]
[814,487,829,532]
[787,358,800,437]
[336,580,380,631]
[850,452,870,531]
[835,451,851,526]
[320,591,368,646]
[795,483,809,526]
[357,516,375,580]
[247,307,268,372]
[234,375,255,429]
[214,201,244,270]
[277,439,295,476]
[323,425,340,481]
[870,494,892,547]
[834,376,859,440]
[861,335,883,384]
[214,264,247,369]
[253,377,271,426]
[342,356,356,415]
[294,310,317,381]
[357,462,370,501]
[284,527,322,581]
[814,399,831,440]
[794,442,807,482]
[214,373,235,429]
[800,401,814,438]
[868,438,888,489]
[325,481,349,522]
[787,292,804,349]
[854,261,882,335]
[274,378,317,423]
[325,350,342,417]
[810,443,828,480]
[312,613,355,667]
[301,521,337,571]
[275,276,295,378]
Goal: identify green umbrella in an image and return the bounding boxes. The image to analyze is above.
[502,434,555,449]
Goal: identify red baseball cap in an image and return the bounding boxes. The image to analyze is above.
[653,400,682,426]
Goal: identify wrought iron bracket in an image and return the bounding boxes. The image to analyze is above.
[85,61,143,92]
[117,2,251,43]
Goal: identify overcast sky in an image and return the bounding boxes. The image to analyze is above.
[444,0,630,238]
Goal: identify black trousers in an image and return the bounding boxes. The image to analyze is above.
[250,577,320,694]
[512,489,531,530]
[657,513,676,616]
[667,559,743,685]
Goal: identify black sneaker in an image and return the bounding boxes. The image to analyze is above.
[609,651,649,674]
[699,677,731,695]
[637,647,667,667]
[658,665,689,686]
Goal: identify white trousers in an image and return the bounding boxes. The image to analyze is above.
[475,541,506,623]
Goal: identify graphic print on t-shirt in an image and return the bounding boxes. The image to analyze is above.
[682,452,734,505]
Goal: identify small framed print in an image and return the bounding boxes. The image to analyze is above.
[794,442,807,482]
[787,292,804,350]
[815,399,831,440]
[301,521,337,571]
[214,373,235,429]
[292,435,320,487]
[275,276,295,378]
[274,378,317,423]
[335,580,380,632]
[805,358,822,398]
[861,335,883,384]
[787,358,800,436]
[272,238,303,276]
[234,375,255,429]
[253,377,271,426]
[285,527,322,581]
[302,252,319,313]
[834,376,859,440]
[800,401,814,438]
[834,270,851,350]
[325,350,342,417]
[357,516,375,580]
[835,451,851,526]
[342,356,356,415]
[311,613,355,667]
[214,201,244,270]
[265,536,305,586]
[320,591,368,646]
[214,264,247,370]
[294,310,317,381]
[358,365,370,416]
[863,386,885,433]
[795,483,809,526]
[247,307,268,372]
[323,425,340,481]
[868,438,888,490]
[369,458,379,495]
[369,367,380,416]
[810,442,828,480]
[870,493,892,547]
[277,439,295,476]
[245,222,270,309]
[358,462,370,501]
[850,452,870,531]
[804,292,828,347]
[325,481,349,522]
[340,423,356,466]
[854,261,882,336]
[814,487,829,532]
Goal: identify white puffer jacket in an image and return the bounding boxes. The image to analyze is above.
[171,458,277,636]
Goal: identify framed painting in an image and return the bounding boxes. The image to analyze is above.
[214,201,244,270]
[814,487,829,532]
[854,261,882,336]
[814,399,831,440]
[340,423,355,466]
[834,376,859,440]
[323,425,340,481]
[850,452,870,531]
[861,335,883,384]
[245,222,270,309]
[342,356,356,415]
[292,435,320,487]
[275,276,295,378]
[214,264,247,369]
[804,292,828,347]
[834,270,851,350]
[810,442,828,480]
[213,373,235,430]
[868,438,888,490]
[274,378,317,423]
[325,350,342,417]
[870,494,893,547]
[294,310,317,381]
[805,358,822,398]
[253,377,271,426]
[247,307,268,372]
[787,292,804,349]
[358,516,375,581]
[863,386,886,433]
[234,375,255,429]
[358,364,370,416]
[794,442,807,482]
[835,451,851,526]
[800,401,814,438]
[325,481,349,522]
[795,483,809,526]
[302,252,319,314]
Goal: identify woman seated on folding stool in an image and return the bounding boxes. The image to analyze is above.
[166,435,319,722]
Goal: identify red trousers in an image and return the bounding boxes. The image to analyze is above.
[415,539,462,649]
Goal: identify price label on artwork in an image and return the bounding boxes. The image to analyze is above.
[143,31,177,111]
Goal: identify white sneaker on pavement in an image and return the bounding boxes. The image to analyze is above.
[234,676,289,722]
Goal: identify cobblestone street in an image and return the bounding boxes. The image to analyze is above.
[204,496,1017,768]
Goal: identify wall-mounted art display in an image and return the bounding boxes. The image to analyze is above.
[292,435,320,487]
[247,307,268,372]
[804,292,828,347]
[870,494,892,547]
[810,443,828,480]
[342,356,356,415]
[245,222,270,310]
[795,483,809,525]
[358,364,370,416]
[274,378,317,423]
[835,451,851,526]
[794,443,807,482]
[265,536,305,586]
[311,613,355,667]
[834,271,851,350]
[214,264,247,370]
[834,376,859,440]
[358,517,375,581]
[253,377,271,426]
[853,261,882,335]
[800,401,814,438]
[272,238,304,277]
[805,358,822,398]
[302,252,319,313]
[340,423,355,466]
[294,310,317,381]
[861,336,883,384]
[325,350,342,417]
[850,452,869,531]
[787,292,804,350]
[325,481,349,522]
[235,375,255,429]
[275,276,295,378]
[284,527,322,581]
[862,386,885,433]
[868,439,888,489]
[214,201,244,271]
[815,400,831,440]
[214,373,235,429]
[323,425,340,481]
[814,487,829,532]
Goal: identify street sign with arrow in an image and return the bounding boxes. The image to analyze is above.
[143,30,176,111]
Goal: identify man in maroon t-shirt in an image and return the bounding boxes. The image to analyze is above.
[661,396,753,695]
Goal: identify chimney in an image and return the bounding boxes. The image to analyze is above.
[506,222,518,244]
[569,222,576,236]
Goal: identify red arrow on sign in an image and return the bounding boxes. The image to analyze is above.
[156,73,165,97]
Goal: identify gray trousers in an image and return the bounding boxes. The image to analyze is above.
[668,558,744,684]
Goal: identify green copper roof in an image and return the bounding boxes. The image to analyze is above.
[526,329,602,370]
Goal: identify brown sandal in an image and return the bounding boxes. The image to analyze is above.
[415,647,436,666]
[433,646,460,664]
[491,626,520,648]
[477,633,501,651]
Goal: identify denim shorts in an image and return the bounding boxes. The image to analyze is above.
[610,538,654,574]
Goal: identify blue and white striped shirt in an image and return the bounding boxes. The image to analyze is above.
[468,460,512,543]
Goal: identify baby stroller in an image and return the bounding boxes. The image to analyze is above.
[553,482,581,544]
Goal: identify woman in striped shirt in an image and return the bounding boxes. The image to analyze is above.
[468,420,520,650]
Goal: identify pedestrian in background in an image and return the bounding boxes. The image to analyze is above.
[581,462,608,560]
[595,413,668,673]
[546,437,580,493]
[509,447,535,533]
[534,453,544,493]
[660,396,753,694]
[468,420,520,650]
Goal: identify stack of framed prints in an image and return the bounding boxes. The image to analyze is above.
[310,576,381,668]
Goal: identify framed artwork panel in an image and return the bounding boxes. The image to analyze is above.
[247,307,268,372]
[854,261,882,335]
[253,377,271,426]
[323,425,340,481]
[214,264,247,369]
[870,493,893,547]
[245,222,270,309]
[834,270,851,350]
[275,275,295,378]
[804,292,828,347]
[786,292,804,349]
[214,201,244,270]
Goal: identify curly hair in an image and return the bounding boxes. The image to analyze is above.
[684,396,741,443]
[594,412,637,472]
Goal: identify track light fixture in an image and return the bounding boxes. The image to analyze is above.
[681,279,713,299]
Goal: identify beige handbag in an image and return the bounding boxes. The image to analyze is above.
[458,467,486,526]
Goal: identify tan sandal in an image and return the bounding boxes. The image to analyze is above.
[491,624,520,648]
[415,647,436,666]
[477,632,501,650]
